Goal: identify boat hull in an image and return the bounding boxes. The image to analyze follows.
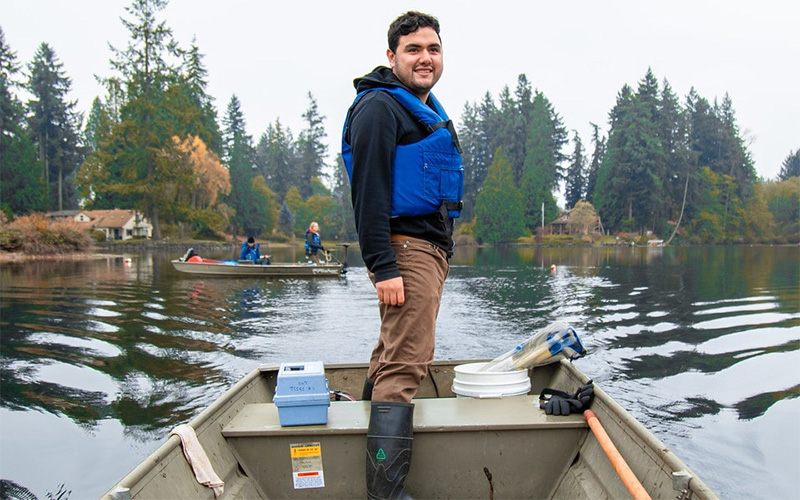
[103,360,718,499]
[171,259,344,277]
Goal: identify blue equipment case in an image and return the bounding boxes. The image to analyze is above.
[272,361,330,426]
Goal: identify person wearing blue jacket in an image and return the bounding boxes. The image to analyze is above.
[240,237,269,264]
[304,222,325,263]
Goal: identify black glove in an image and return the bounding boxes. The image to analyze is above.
[573,380,594,407]
[539,380,594,415]
[320,246,326,251]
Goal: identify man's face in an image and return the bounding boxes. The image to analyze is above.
[387,27,442,101]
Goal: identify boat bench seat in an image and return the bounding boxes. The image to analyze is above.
[222,395,587,437]
[221,396,588,498]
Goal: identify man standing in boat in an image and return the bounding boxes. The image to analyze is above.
[342,10,463,498]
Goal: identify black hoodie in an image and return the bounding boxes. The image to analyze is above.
[344,66,454,283]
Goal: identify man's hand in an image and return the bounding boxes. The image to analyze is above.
[376,276,405,306]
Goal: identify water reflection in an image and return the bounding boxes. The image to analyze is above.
[0,245,797,499]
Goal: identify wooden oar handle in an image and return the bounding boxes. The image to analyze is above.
[584,409,652,500]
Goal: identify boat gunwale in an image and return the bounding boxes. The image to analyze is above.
[560,361,718,498]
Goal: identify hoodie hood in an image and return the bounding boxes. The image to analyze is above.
[353,66,407,93]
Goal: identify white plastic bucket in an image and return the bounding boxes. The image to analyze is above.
[452,362,531,398]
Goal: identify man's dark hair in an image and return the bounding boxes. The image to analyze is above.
[387,11,440,53]
[247,236,255,244]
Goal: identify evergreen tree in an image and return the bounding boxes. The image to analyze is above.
[778,149,800,180]
[0,28,46,216]
[686,90,756,212]
[484,75,536,185]
[256,119,296,199]
[564,131,586,209]
[25,42,83,211]
[77,0,188,239]
[595,70,670,234]
[519,91,566,230]
[716,94,756,201]
[278,201,295,237]
[474,147,526,244]
[296,92,328,198]
[76,24,220,236]
[457,94,497,222]
[222,95,256,237]
[632,69,670,233]
[178,38,222,153]
[83,97,106,153]
[492,77,535,184]
[594,84,635,231]
[657,79,692,230]
[585,123,605,203]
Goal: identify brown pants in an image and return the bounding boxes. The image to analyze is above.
[368,237,449,403]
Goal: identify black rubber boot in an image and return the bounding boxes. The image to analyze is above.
[366,401,414,500]
[362,378,374,400]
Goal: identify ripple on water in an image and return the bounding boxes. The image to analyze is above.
[698,326,799,355]
[84,319,120,334]
[85,307,122,318]
[27,332,123,358]
[694,311,796,330]
[36,361,118,401]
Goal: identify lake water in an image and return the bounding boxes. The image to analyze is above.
[0,245,798,499]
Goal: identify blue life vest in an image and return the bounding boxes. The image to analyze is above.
[342,87,464,218]
[305,231,321,253]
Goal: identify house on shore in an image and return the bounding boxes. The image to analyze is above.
[49,209,153,240]
[547,210,604,236]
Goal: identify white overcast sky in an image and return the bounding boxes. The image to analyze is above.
[2,0,798,183]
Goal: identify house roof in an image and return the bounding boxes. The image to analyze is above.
[81,209,138,229]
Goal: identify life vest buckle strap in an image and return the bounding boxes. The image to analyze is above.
[444,201,463,212]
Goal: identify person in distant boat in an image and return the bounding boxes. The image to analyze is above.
[240,236,270,264]
[304,222,326,263]
[341,10,463,498]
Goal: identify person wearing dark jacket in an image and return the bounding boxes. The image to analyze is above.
[304,222,325,263]
[341,11,463,498]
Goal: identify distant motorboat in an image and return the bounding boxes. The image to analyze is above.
[171,258,345,278]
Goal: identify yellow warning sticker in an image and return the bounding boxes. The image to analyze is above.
[290,442,324,489]
[291,444,321,458]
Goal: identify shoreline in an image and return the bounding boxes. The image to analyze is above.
[2,240,793,264]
